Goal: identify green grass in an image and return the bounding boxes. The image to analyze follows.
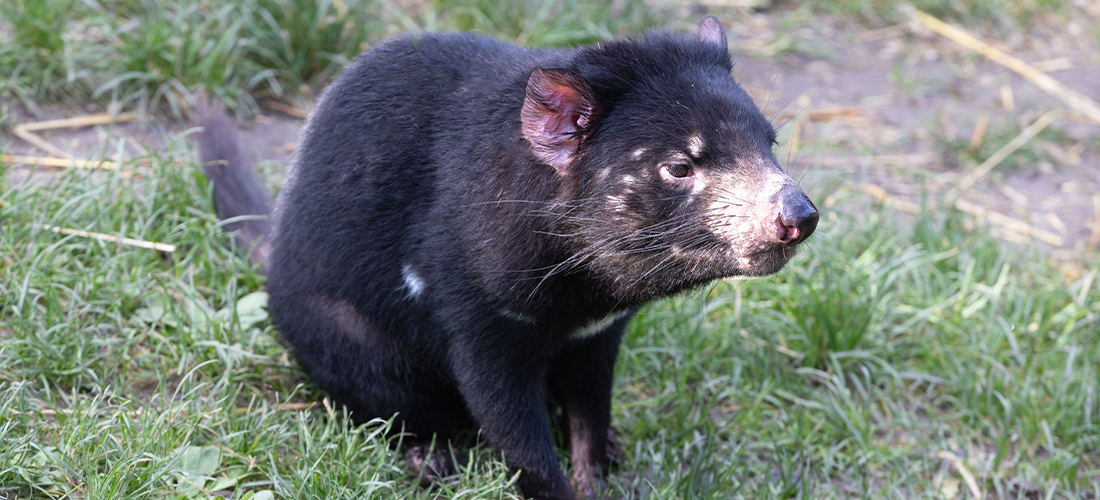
[619,196,1100,497]
[0,0,101,110]
[411,0,664,48]
[246,0,384,99]
[0,0,1081,117]
[0,0,665,117]
[2,0,1100,498]
[0,159,518,499]
[94,0,263,119]
[1,153,1097,498]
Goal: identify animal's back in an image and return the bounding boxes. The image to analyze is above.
[267,33,546,332]
[262,34,568,438]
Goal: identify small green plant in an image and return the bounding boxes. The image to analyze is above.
[771,245,887,369]
[425,0,664,47]
[95,0,265,118]
[0,0,96,106]
[761,223,942,369]
[247,0,385,96]
[3,0,69,53]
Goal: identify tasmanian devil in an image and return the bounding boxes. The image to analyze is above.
[195,16,818,500]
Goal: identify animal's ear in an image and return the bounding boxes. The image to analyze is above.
[698,16,727,50]
[521,68,597,176]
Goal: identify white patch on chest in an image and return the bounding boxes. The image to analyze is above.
[401,264,425,298]
[568,310,633,340]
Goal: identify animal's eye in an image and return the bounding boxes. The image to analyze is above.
[665,163,692,178]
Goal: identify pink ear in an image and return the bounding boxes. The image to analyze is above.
[698,16,727,50]
[521,68,597,176]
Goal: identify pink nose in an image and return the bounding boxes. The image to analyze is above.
[776,189,818,244]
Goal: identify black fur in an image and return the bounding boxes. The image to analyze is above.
[197,17,817,500]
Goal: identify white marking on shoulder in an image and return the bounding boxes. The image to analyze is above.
[498,309,536,324]
[568,310,633,340]
[687,134,705,158]
[401,264,425,298]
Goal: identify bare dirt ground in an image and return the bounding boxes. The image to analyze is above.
[725,12,1100,258]
[4,9,1099,259]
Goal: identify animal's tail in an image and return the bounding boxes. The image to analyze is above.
[194,99,275,267]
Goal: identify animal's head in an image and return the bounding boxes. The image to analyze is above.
[521,17,818,302]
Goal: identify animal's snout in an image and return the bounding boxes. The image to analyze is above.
[775,188,818,245]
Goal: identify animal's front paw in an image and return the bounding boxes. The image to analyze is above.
[606,427,626,465]
[404,441,456,487]
[572,462,617,499]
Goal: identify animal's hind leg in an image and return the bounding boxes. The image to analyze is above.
[272,293,473,469]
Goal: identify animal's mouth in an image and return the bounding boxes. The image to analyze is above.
[736,185,819,275]
[736,244,803,277]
